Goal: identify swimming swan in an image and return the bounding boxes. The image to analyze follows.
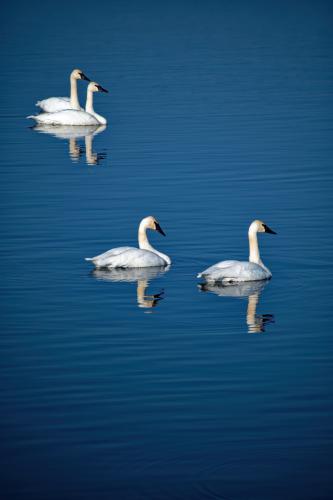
[198,220,276,283]
[28,82,108,126]
[85,216,171,268]
[36,68,90,112]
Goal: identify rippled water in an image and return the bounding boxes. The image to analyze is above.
[1,1,333,499]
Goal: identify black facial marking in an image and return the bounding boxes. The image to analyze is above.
[155,222,166,236]
[96,84,108,93]
[79,72,90,81]
[263,224,277,235]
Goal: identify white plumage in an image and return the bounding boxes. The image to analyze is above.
[198,219,276,283]
[28,82,108,126]
[28,109,100,126]
[36,97,75,113]
[85,216,171,269]
[36,68,90,112]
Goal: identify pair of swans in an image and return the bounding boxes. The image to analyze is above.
[28,68,108,125]
[85,216,276,283]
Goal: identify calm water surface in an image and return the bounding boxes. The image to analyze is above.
[1,1,333,499]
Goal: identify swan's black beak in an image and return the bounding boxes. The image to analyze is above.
[155,222,166,236]
[96,84,108,93]
[264,224,277,235]
[79,72,90,82]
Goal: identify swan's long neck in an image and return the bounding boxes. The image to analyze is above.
[70,75,80,110]
[248,228,262,265]
[85,89,95,115]
[85,92,107,125]
[138,224,156,252]
[138,223,171,265]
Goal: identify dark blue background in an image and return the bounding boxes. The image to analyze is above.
[1,1,333,498]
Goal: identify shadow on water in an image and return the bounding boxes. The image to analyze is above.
[31,124,107,165]
[199,280,274,333]
[91,266,170,310]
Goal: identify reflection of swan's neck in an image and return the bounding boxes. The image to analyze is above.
[70,75,80,110]
[85,134,96,164]
[69,137,80,160]
[138,222,170,265]
[137,280,154,308]
[249,227,262,266]
[246,292,261,333]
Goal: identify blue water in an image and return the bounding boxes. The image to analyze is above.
[1,1,333,498]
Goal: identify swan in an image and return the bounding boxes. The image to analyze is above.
[36,68,90,112]
[28,82,108,126]
[198,220,276,283]
[85,216,171,268]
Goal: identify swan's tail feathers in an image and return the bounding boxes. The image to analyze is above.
[197,272,202,278]
[36,101,41,107]
[85,257,93,261]
[27,115,37,120]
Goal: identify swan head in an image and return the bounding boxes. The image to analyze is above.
[71,68,90,81]
[88,81,109,93]
[140,216,166,236]
[250,220,277,235]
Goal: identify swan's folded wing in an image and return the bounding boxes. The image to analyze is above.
[86,247,134,267]
[105,249,166,269]
[198,261,267,282]
[198,260,239,278]
[36,97,71,112]
[29,110,98,126]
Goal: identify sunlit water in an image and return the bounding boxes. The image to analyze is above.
[1,1,333,499]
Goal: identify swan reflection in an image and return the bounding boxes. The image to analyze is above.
[32,124,107,165]
[199,280,274,333]
[92,266,169,309]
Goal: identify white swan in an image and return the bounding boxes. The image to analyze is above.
[28,82,108,126]
[85,216,171,268]
[36,68,90,112]
[198,220,276,283]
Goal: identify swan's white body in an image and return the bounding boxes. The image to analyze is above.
[85,216,171,269]
[37,97,76,113]
[29,110,101,126]
[28,82,108,126]
[36,68,90,112]
[198,220,276,283]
